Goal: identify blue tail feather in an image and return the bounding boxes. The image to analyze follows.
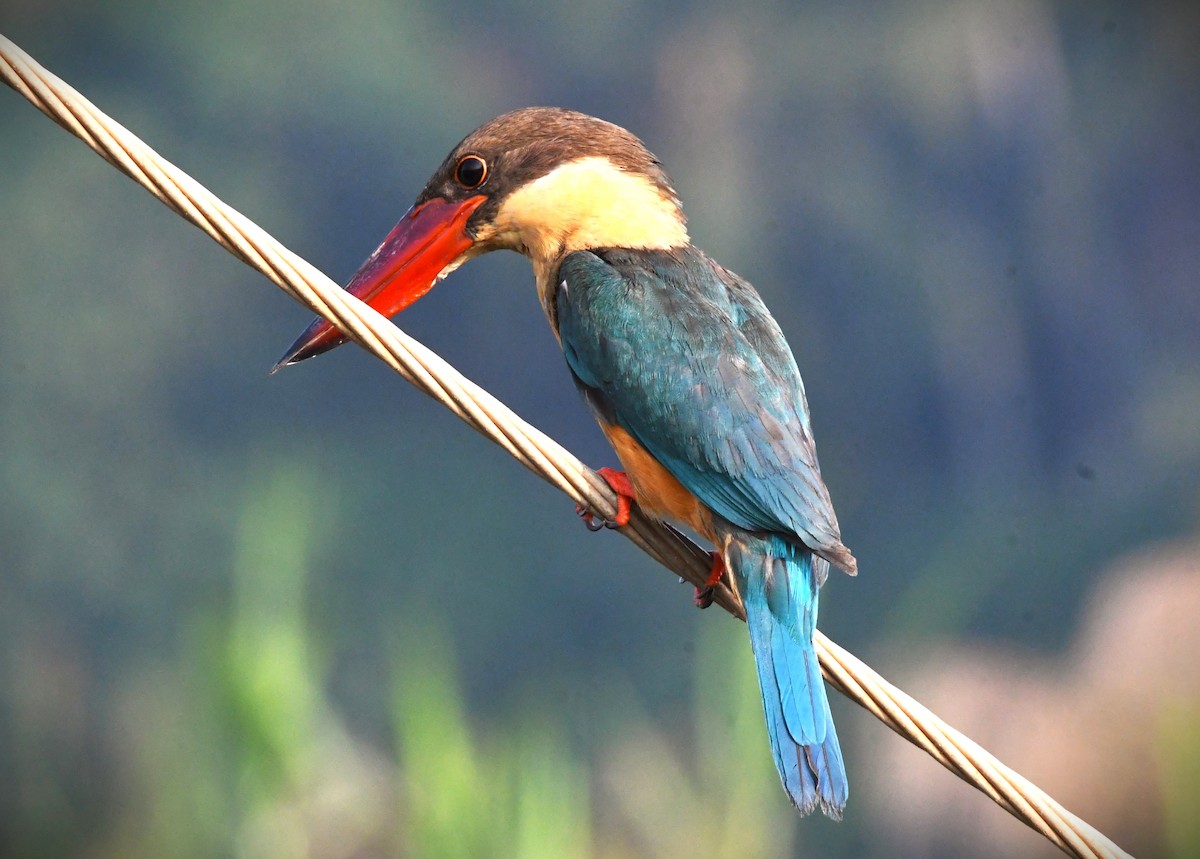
[728,533,848,818]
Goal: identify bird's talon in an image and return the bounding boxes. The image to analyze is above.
[576,467,635,531]
[596,467,633,528]
[576,505,606,531]
[692,551,726,610]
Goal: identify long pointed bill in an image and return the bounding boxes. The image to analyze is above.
[272,194,486,370]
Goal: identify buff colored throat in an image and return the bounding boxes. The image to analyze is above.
[488,156,690,263]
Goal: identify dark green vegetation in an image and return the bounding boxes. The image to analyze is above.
[2,3,1197,857]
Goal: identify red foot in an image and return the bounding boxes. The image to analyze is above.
[577,467,636,530]
[693,552,726,609]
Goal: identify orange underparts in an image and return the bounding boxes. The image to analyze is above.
[599,423,713,538]
[587,422,725,610]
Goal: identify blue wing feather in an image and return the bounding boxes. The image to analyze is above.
[556,247,853,570]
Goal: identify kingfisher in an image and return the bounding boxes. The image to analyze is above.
[276,107,857,818]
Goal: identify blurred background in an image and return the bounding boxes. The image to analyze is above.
[2,2,1198,857]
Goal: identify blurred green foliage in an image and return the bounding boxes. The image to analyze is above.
[391,622,592,858]
[1,2,1198,857]
[46,460,811,857]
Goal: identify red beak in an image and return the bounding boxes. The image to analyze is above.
[273,194,487,370]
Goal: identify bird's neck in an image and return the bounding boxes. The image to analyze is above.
[487,155,690,332]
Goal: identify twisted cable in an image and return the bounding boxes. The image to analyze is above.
[0,33,1132,859]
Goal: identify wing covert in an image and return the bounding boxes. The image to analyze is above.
[555,248,852,569]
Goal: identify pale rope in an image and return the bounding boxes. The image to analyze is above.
[0,34,1132,859]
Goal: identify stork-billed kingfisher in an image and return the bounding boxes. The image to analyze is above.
[277,107,857,818]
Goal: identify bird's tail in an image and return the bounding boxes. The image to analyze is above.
[725,532,848,819]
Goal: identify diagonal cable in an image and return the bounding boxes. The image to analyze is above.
[0,33,1132,859]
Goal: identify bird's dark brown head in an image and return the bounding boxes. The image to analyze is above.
[275,107,688,368]
[417,107,683,248]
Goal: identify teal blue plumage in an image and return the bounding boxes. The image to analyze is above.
[729,534,848,816]
[556,247,852,817]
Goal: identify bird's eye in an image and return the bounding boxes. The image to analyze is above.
[455,155,488,189]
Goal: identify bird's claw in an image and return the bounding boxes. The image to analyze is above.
[577,467,635,531]
[693,584,717,609]
[576,505,609,531]
[692,551,726,610]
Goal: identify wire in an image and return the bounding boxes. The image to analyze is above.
[0,32,1132,859]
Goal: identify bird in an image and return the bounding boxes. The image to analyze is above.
[275,107,857,818]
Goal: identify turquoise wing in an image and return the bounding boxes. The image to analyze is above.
[555,247,852,570]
